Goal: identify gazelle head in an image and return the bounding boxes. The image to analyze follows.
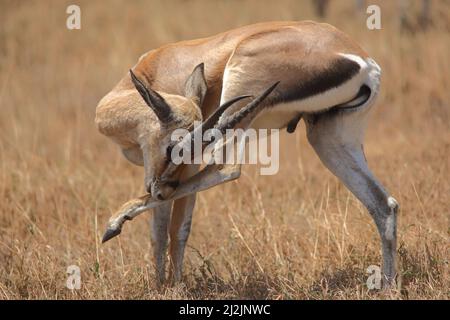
[129,63,208,200]
[130,63,277,200]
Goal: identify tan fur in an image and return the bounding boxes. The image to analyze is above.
[98,21,399,286]
[95,21,368,191]
[96,21,367,135]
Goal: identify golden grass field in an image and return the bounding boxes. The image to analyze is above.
[0,0,449,299]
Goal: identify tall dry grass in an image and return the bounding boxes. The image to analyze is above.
[0,0,448,299]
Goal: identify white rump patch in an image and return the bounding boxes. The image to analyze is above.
[338,53,368,69]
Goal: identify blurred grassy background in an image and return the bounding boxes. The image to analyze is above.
[0,0,448,299]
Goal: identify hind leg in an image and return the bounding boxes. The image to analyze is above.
[304,110,398,286]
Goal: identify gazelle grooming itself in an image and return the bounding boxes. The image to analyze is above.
[96,21,399,287]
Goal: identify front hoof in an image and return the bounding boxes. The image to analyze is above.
[101,226,122,243]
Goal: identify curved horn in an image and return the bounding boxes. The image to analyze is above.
[174,95,252,152]
[216,81,279,133]
[160,95,251,180]
[201,95,252,132]
[130,69,174,124]
[171,83,278,160]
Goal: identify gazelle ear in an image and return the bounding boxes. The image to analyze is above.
[184,63,207,107]
[130,69,174,125]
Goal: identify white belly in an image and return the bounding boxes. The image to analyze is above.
[251,109,298,130]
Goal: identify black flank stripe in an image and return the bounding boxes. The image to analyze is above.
[271,58,361,105]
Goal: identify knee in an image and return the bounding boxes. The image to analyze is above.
[384,196,399,241]
[387,196,399,214]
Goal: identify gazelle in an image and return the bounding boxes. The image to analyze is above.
[96,21,399,287]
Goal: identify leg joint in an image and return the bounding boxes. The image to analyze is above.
[387,196,399,214]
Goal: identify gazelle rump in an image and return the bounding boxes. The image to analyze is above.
[96,21,398,287]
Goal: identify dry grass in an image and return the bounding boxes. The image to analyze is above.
[0,0,449,299]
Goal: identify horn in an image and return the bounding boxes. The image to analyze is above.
[200,95,252,132]
[174,95,252,153]
[130,69,173,124]
[172,83,278,160]
[215,81,279,133]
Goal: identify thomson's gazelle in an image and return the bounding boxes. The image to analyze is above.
[96,21,398,287]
